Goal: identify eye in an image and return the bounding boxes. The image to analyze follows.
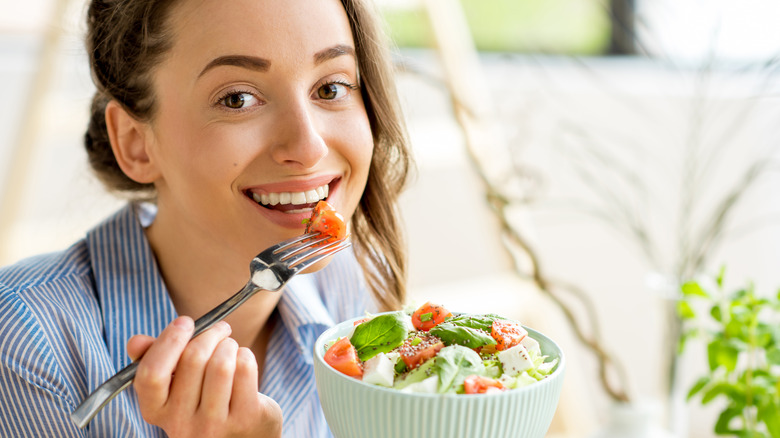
[316,82,354,100]
[218,91,258,110]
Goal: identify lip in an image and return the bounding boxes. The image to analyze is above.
[243,175,341,229]
[244,174,338,195]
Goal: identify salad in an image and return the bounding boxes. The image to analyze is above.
[322,302,559,394]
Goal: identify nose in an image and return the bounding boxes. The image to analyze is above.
[269,102,328,169]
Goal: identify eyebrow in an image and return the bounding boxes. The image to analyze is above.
[198,55,271,78]
[313,44,356,65]
[198,44,356,79]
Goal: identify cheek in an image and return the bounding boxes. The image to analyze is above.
[347,115,375,176]
[158,121,252,186]
[346,124,374,209]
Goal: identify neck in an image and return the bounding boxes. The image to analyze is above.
[144,209,281,349]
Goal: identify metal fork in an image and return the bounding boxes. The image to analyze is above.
[70,232,351,429]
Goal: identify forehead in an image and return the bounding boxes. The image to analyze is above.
[166,0,355,70]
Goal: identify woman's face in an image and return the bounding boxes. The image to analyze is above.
[144,0,372,259]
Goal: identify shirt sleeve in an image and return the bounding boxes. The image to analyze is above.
[0,287,86,438]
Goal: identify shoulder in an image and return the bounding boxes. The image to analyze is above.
[0,241,92,294]
[0,241,99,321]
[0,241,102,402]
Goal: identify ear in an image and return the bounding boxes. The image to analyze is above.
[105,100,160,184]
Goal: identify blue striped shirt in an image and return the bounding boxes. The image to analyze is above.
[0,203,371,437]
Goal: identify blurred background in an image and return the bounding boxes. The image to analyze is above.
[2,0,779,437]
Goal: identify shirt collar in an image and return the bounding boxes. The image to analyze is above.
[86,202,178,371]
[277,273,335,364]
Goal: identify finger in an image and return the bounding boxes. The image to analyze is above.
[229,347,260,413]
[127,334,156,361]
[198,337,239,418]
[134,316,194,417]
[166,320,232,414]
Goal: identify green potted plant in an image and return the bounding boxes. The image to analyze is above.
[678,269,780,437]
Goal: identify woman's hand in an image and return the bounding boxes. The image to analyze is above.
[126,317,283,438]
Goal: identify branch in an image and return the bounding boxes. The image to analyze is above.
[482,185,631,402]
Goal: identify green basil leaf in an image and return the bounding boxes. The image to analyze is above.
[446,313,505,332]
[429,322,496,348]
[433,345,483,394]
[350,312,408,361]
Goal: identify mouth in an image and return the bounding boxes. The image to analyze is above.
[245,179,335,214]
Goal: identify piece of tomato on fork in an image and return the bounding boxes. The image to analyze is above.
[305,200,347,240]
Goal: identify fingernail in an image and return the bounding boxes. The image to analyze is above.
[174,316,193,330]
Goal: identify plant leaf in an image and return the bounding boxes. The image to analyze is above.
[714,406,741,435]
[677,300,696,320]
[708,338,739,372]
[682,281,709,298]
[760,399,780,438]
[687,376,711,400]
[767,347,780,366]
[710,304,723,322]
[701,382,733,405]
[716,266,726,288]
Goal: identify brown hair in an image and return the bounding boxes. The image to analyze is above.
[84,0,413,310]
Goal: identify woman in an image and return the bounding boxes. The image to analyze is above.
[0,0,412,436]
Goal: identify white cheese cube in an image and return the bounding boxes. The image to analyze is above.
[497,344,534,377]
[401,314,415,333]
[385,351,401,365]
[362,353,395,387]
[520,335,541,356]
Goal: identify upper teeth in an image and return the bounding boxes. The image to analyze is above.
[251,184,329,206]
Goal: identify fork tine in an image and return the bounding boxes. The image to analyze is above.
[272,233,333,260]
[268,232,319,253]
[285,239,352,272]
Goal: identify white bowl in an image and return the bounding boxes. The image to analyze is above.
[314,313,565,438]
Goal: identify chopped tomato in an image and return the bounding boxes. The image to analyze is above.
[396,333,445,370]
[353,317,370,326]
[305,200,347,240]
[411,302,451,331]
[463,375,505,394]
[491,320,528,351]
[324,337,363,378]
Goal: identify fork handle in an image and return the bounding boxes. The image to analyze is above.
[70,281,259,428]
